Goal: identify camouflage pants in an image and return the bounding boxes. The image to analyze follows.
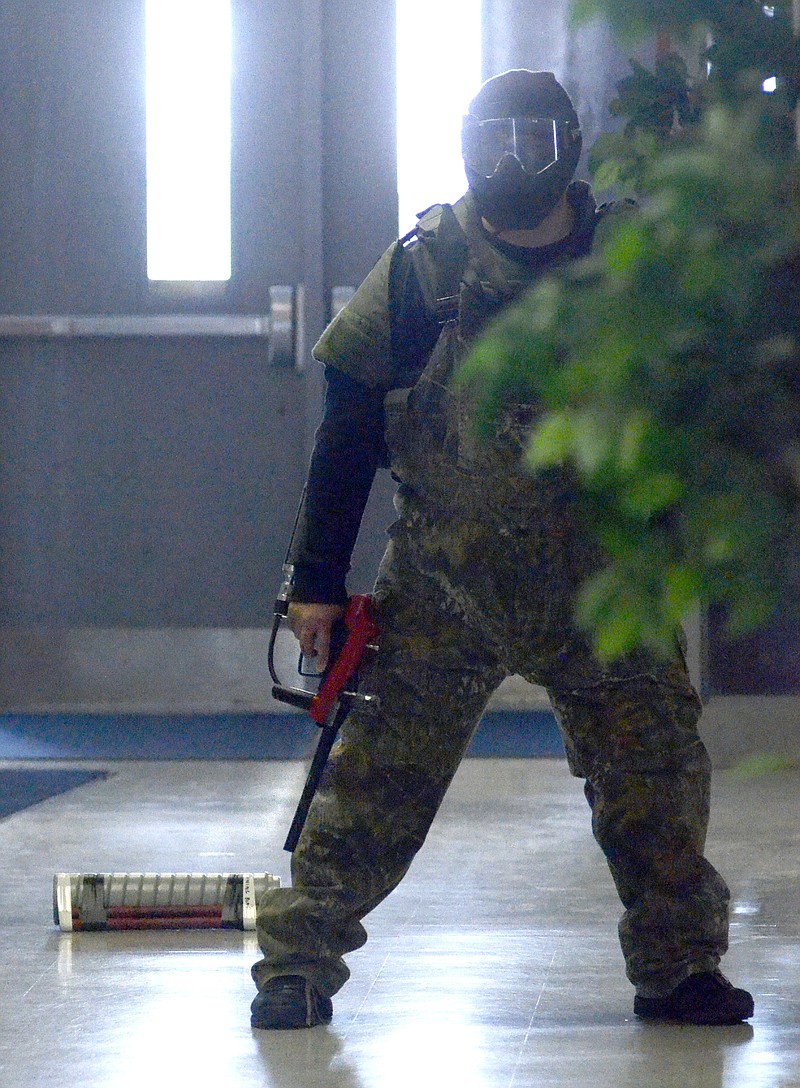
[254,501,729,999]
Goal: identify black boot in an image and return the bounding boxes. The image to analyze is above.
[250,974,333,1030]
[634,970,754,1025]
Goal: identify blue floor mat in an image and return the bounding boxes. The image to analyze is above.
[0,769,109,819]
[469,710,564,758]
[0,710,564,760]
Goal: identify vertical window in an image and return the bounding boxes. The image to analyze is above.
[395,1,483,234]
[145,0,232,282]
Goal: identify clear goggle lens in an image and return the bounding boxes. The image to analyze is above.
[463,116,577,179]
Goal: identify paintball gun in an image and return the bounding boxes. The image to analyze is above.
[268,506,379,852]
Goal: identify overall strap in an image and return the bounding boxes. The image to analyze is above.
[392,203,470,327]
[387,203,471,385]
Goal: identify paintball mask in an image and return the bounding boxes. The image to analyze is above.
[463,70,582,231]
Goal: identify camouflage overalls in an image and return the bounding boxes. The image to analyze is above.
[254,187,730,1000]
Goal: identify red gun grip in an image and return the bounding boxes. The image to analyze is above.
[309,594,379,724]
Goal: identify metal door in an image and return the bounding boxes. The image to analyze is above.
[0,0,398,711]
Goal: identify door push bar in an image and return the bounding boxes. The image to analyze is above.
[0,284,305,369]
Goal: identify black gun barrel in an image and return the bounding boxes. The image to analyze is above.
[271,684,314,711]
[283,703,348,852]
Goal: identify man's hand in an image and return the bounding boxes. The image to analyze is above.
[287,602,346,673]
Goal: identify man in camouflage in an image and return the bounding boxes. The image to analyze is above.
[251,70,754,1030]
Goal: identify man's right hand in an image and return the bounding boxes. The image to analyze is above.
[287,602,346,673]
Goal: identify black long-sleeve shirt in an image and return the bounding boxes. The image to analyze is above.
[290,242,439,602]
[291,367,387,602]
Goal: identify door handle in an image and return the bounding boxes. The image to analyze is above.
[0,284,305,370]
[267,284,304,369]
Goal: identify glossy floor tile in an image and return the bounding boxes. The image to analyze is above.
[0,756,797,1087]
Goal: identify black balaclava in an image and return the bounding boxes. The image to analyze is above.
[462,69,582,231]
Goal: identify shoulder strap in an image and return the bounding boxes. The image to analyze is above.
[392,203,469,327]
[387,203,471,385]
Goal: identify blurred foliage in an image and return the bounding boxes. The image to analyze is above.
[588,53,702,196]
[459,1,800,662]
[729,751,799,779]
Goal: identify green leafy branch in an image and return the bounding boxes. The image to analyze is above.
[459,90,800,661]
[589,53,702,197]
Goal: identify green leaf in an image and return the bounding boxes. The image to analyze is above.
[575,567,624,628]
[525,413,576,468]
[621,472,684,519]
[572,413,615,475]
[568,0,605,26]
[664,564,701,617]
[594,607,644,661]
[592,157,623,193]
[617,412,649,473]
[730,753,799,781]
[602,221,646,275]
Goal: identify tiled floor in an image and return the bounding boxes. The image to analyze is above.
[0,756,797,1087]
